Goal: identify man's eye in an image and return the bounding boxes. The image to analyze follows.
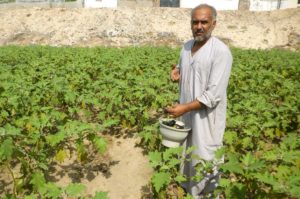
[192,20,200,25]
[192,20,208,25]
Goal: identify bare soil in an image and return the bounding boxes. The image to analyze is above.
[0,7,299,50]
[0,136,153,198]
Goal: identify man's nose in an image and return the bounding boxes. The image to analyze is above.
[196,22,203,29]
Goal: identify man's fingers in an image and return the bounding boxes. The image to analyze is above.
[164,106,172,113]
[171,73,180,82]
[165,105,176,113]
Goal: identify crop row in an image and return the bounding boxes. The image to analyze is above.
[0,46,299,198]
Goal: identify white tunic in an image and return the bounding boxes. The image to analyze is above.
[178,37,232,196]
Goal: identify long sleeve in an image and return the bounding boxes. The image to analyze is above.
[196,48,232,108]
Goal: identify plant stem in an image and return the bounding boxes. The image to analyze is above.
[6,162,17,198]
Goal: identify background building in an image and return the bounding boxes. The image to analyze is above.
[1,0,299,10]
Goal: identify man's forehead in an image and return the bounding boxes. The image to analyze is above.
[192,8,213,19]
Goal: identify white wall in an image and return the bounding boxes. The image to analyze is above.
[250,0,298,11]
[84,0,117,8]
[180,0,239,10]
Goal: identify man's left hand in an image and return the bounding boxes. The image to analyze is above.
[165,104,188,118]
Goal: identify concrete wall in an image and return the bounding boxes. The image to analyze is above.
[84,0,117,8]
[118,0,153,7]
[1,0,299,9]
[250,0,298,11]
[180,0,240,10]
[0,0,81,7]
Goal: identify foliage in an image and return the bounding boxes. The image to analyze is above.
[142,48,300,198]
[0,45,178,198]
[218,48,300,198]
[0,46,299,198]
[149,147,185,192]
[149,146,198,198]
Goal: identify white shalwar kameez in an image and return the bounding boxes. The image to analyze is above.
[178,37,232,198]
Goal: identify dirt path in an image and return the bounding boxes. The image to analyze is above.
[0,136,153,199]
[52,136,153,198]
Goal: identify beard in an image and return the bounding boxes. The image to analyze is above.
[194,35,206,42]
[193,27,213,42]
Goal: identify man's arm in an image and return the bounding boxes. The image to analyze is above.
[166,100,202,118]
[167,47,232,117]
[196,49,232,108]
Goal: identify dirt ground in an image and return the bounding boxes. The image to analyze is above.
[0,136,153,198]
[0,7,299,50]
[51,136,153,199]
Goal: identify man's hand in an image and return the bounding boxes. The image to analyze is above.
[171,64,180,82]
[165,104,188,118]
[165,100,202,118]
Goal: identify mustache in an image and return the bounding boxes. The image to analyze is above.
[195,29,204,33]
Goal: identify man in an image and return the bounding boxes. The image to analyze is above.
[166,4,232,198]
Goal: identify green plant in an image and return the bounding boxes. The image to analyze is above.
[0,46,299,198]
[0,45,179,197]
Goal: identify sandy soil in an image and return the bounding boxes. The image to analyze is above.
[52,136,153,198]
[0,136,153,198]
[0,7,299,50]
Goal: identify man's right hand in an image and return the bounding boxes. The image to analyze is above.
[171,64,180,82]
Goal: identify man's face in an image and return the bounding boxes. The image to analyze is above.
[191,8,216,42]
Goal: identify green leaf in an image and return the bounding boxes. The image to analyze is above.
[139,130,152,142]
[254,172,276,186]
[241,137,253,149]
[24,194,37,199]
[289,182,300,198]
[44,183,62,199]
[151,172,171,193]
[174,174,186,183]
[166,158,181,169]
[215,147,225,160]
[92,191,108,199]
[65,183,86,197]
[242,152,255,167]
[46,132,66,147]
[281,133,299,150]
[221,153,243,174]
[219,178,231,188]
[0,138,14,161]
[93,136,107,154]
[55,149,67,163]
[30,172,46,193]
[3,194,16,199]
[185,146,196,154]
[163,147,182,161]
[64,91,77,103]
[224,131,237,145]
[149,151,162,168]
[276,165,290,178]
[184,194,194,199]
[262,151,277,161]
[3,124,21,136]
[102,119,120,128]
[38,162,49,171]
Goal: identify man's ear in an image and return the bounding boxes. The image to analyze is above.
[212,20,217,29]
